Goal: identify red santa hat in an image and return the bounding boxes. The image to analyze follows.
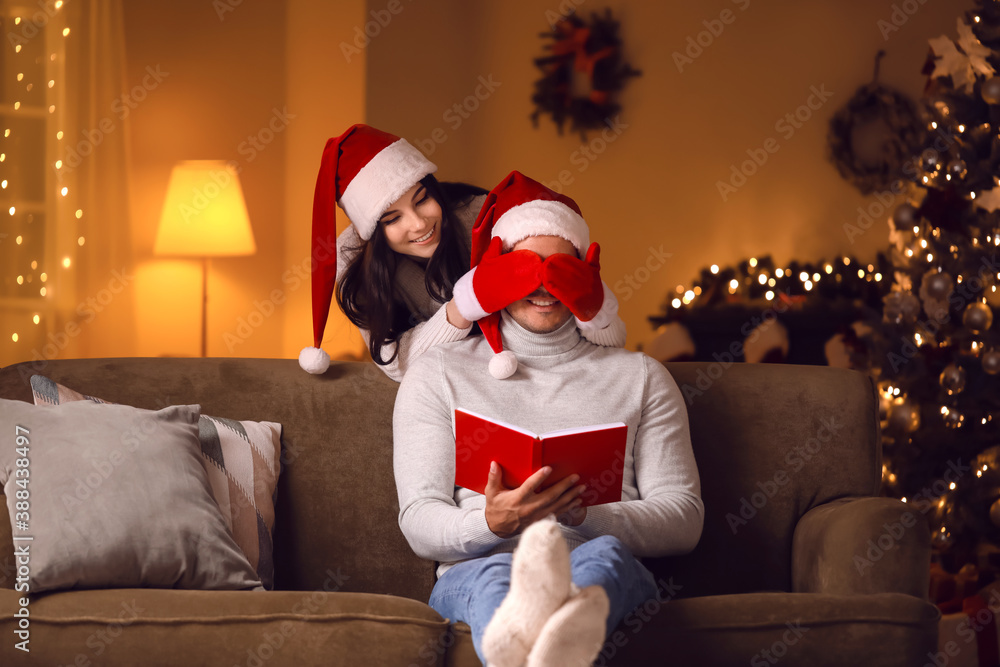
[299,124,437,374]
[471,171,589,379]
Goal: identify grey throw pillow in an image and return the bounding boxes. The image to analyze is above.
[0,399,262,592]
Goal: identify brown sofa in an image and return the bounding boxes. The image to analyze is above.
[0,358,938,666]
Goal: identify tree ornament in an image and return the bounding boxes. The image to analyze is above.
[946,159,968,181]
[921,270,954,301]
[963,301,994,333]
[888,397,921,433]
[921,150,942,174]
[882,290,922,324]
[943,406,965,428]
[827,51,924,195]
[982,77,1000,105]
[893,203,918,227]
[983,349,1000,375]
[990,498,1000,528]
[940,364,967,394]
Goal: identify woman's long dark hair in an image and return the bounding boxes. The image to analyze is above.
[336,175,486,365]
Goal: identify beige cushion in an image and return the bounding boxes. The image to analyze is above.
[0,399,261,592]
[29,375,282,589]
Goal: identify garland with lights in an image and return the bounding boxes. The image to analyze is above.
[530,9,641,139]
[1,3,80,359]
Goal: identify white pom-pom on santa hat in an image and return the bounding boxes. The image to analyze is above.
[299,346,330,375]
[489,350,518,379]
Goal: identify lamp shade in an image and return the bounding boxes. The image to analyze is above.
[154,160,256,257]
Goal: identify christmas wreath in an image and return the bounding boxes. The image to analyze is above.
[530,9,641,139]
[827,51,925,195]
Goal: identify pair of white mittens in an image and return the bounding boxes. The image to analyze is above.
[482,518,609,667]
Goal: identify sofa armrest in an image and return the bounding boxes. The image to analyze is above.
[792,496,930,598]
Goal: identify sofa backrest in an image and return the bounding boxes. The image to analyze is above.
[0,358,878,601]
[650,362,879,597]
[0,357,434,601]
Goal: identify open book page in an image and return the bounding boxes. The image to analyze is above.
[542,422,627,438]
[454,408,537,438]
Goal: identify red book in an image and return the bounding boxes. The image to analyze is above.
[454,408,627,507]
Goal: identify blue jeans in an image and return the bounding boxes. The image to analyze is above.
[428,535,658,663]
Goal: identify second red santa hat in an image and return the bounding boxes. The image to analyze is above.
[300,124,437,374]
[470,171,590,379]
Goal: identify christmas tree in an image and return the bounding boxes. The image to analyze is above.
[858,0,1000,574]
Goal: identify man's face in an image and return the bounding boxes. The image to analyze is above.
[505,235,576,333]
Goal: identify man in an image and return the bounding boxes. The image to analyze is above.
[393,172,703,667]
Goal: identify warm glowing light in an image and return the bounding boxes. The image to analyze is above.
[55,0,63,7]
[804,280,813,290]
[15,45,21,53]
[16,276,23,285]
[765,290,774,300]
[812,272,820,281]
[920,239,928,248]
[959,124,966,133]
[60,186,68,196]
[40,273,47,282]
[15,73,21,81]
[768,278,776,287]
[13,102,19,110]
[2,180,8,189]
[56,131,63,140]
[931,121,938,129]
[11,333,18,343]
[749,257,758,268]
[8,206,13,215]
[671,298,681,308]
[47,80,54,88]
[30,260,37,269]
[979,469,984,477]
[32,315,39,325]
[875,273,882,281]
[710,264,719,274]
[62,27,70,36]
[729,279,738,290]
[922,176,929,184]
[976,15,981,22]
[684,290,695,302]
[927,253,934,262]
[75,209,83,219]
[972,192,977,199]
[842,256,850,265]
[776,268,784,278]
[901,497,907,503]
[48,105,55,113]
[758,274,767,285]
[3,129,8,137]
[799,271,808,282]
[824,264,832,274]
[950,481,956,490]
[15,235,21,245]
[913,226,919,234]
[39,287,46,297]
[55,160,62,169]
[77,236,85,246]
[13,17,20,25]
[62,257,71,268]
[905,249,913,257]
[858,269,865,278]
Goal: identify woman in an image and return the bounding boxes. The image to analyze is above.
[299,124,624,381]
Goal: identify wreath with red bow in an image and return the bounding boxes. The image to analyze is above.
[531,10,641,139]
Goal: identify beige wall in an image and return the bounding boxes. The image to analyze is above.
[368,0,961,351]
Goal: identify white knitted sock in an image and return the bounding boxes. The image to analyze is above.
[482,518,571,667]
[525,585,610,667]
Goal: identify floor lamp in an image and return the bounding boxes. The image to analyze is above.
[153,161,256,357]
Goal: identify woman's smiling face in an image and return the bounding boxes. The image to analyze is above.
[379,183,443,259]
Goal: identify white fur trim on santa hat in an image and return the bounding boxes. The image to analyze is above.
[339,139,437,240]
[492,200,589,254]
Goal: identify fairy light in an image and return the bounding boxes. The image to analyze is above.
[77,237,85,246]
[60,186,67,196]
[671,298,681,309]
[875,273,882,281]
[710,264,719,274]
[931,121,938,129]
[758,274,767,285]
[812,272,820,282]
[842,256,850,265]
[39,273,47,282]
[950,481,956,490]
[824,264,833,274]
[749,257,758,268]
[927,253,934,262]
[920,239,928,248]
[776,268,784,278]
[62,257,71,268]
[39,287,46,297]
[15,235,21,245]
[858,268,866,278]
[62,27,70,36]
[804,280,814,291]
[958,124,966,133]
[16,276,23,285]
[729,279,738,292]
[75,209,83,219]
[799,271,809,282]
[11,333,18,343]
[765,290,774,300]
[32,315,39,324]
[768,278,776,287]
